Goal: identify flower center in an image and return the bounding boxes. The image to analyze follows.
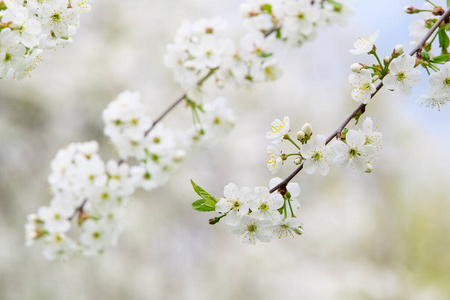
[444,77,450,86]
[349,148,358,158]
[4,53,11,62]
[232,201,241,209]
[52,13,61,22]
[362,83,371,90]
[397,72,406,81]
[259,202,269,211]
[247,224,257,233]
[312,151,322,161]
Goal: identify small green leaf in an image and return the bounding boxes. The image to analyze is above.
[447,0,450,8]
[432,54,450,63]
[205,197,216,208]
[190,180,218,203]
[261,52,273,58]
[261,4,272,14]
[192,199,215,212]
[438,29,449,52]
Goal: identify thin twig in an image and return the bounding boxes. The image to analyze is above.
[269,7,450,194]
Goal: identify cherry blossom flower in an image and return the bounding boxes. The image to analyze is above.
[349,30,379,55]
[215,183,252,225]
[300,134,331,176]
[331,129,377,172]
[383,55,421,96]
[349,69,376,104]
[266,116,290,144]
[249,187,283,221]
[429,62,450,98]
[230,216,274,244]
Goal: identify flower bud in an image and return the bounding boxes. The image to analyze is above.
[404,6,419,14]
[294,157,302,165]
[209,217,222,225]
[173,150,186,163]
[215,78,225,88]
[432,6,445,16]
[183,60,195,70]
[239,3,253,18]
[421,51,430,61]
[296,130,305,141]
[351,63,363,73]
[393,44,404,56]
[383,56,390,65]
[301,123,313,136]
[365,163,373,173]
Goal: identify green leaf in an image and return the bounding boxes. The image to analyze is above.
[432,54,450,63]
[438,29,449,52]
[192,199,215,212]
[261,4,272,14]
[204,197,216,208]
[190,180,218,203]
[447,0,450,8]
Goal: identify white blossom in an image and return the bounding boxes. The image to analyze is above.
[383,55,421,96]
[266,116,290,144]
[429,62,450,98]
[300,134,331,176]
[215,183,252,225]
[349,69,376,104]
[230,216,273,244]
[349,30,379,55]
[331,129,377,172]
[249,187,283,221]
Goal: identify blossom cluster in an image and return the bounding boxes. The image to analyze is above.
[404,1,450,109]
[218,179,303,244]
[25,141,131,260]
[192,178,303,244]
[266,116,382,175]
[25,90,236,260]
[0,0,90,79]
[190,115,382,245]
[164,0,351,100]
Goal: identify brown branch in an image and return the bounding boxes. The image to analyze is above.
[269,7,450,194]
[68,198,87,221]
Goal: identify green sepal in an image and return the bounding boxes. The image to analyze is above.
[261,52,273,58]
[261,4,272,14]
[340,128,349,142]
[352,110,363,125]
[431,54,450,63]
[438,29,449,53]
[192,199,215,212]
[275,28,281,39]
[421,51,431,61]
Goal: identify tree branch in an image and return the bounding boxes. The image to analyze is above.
[269,7,450,194]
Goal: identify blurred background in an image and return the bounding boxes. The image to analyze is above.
[1,0,450,299]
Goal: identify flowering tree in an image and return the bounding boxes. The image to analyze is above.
[1,0,447,260]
